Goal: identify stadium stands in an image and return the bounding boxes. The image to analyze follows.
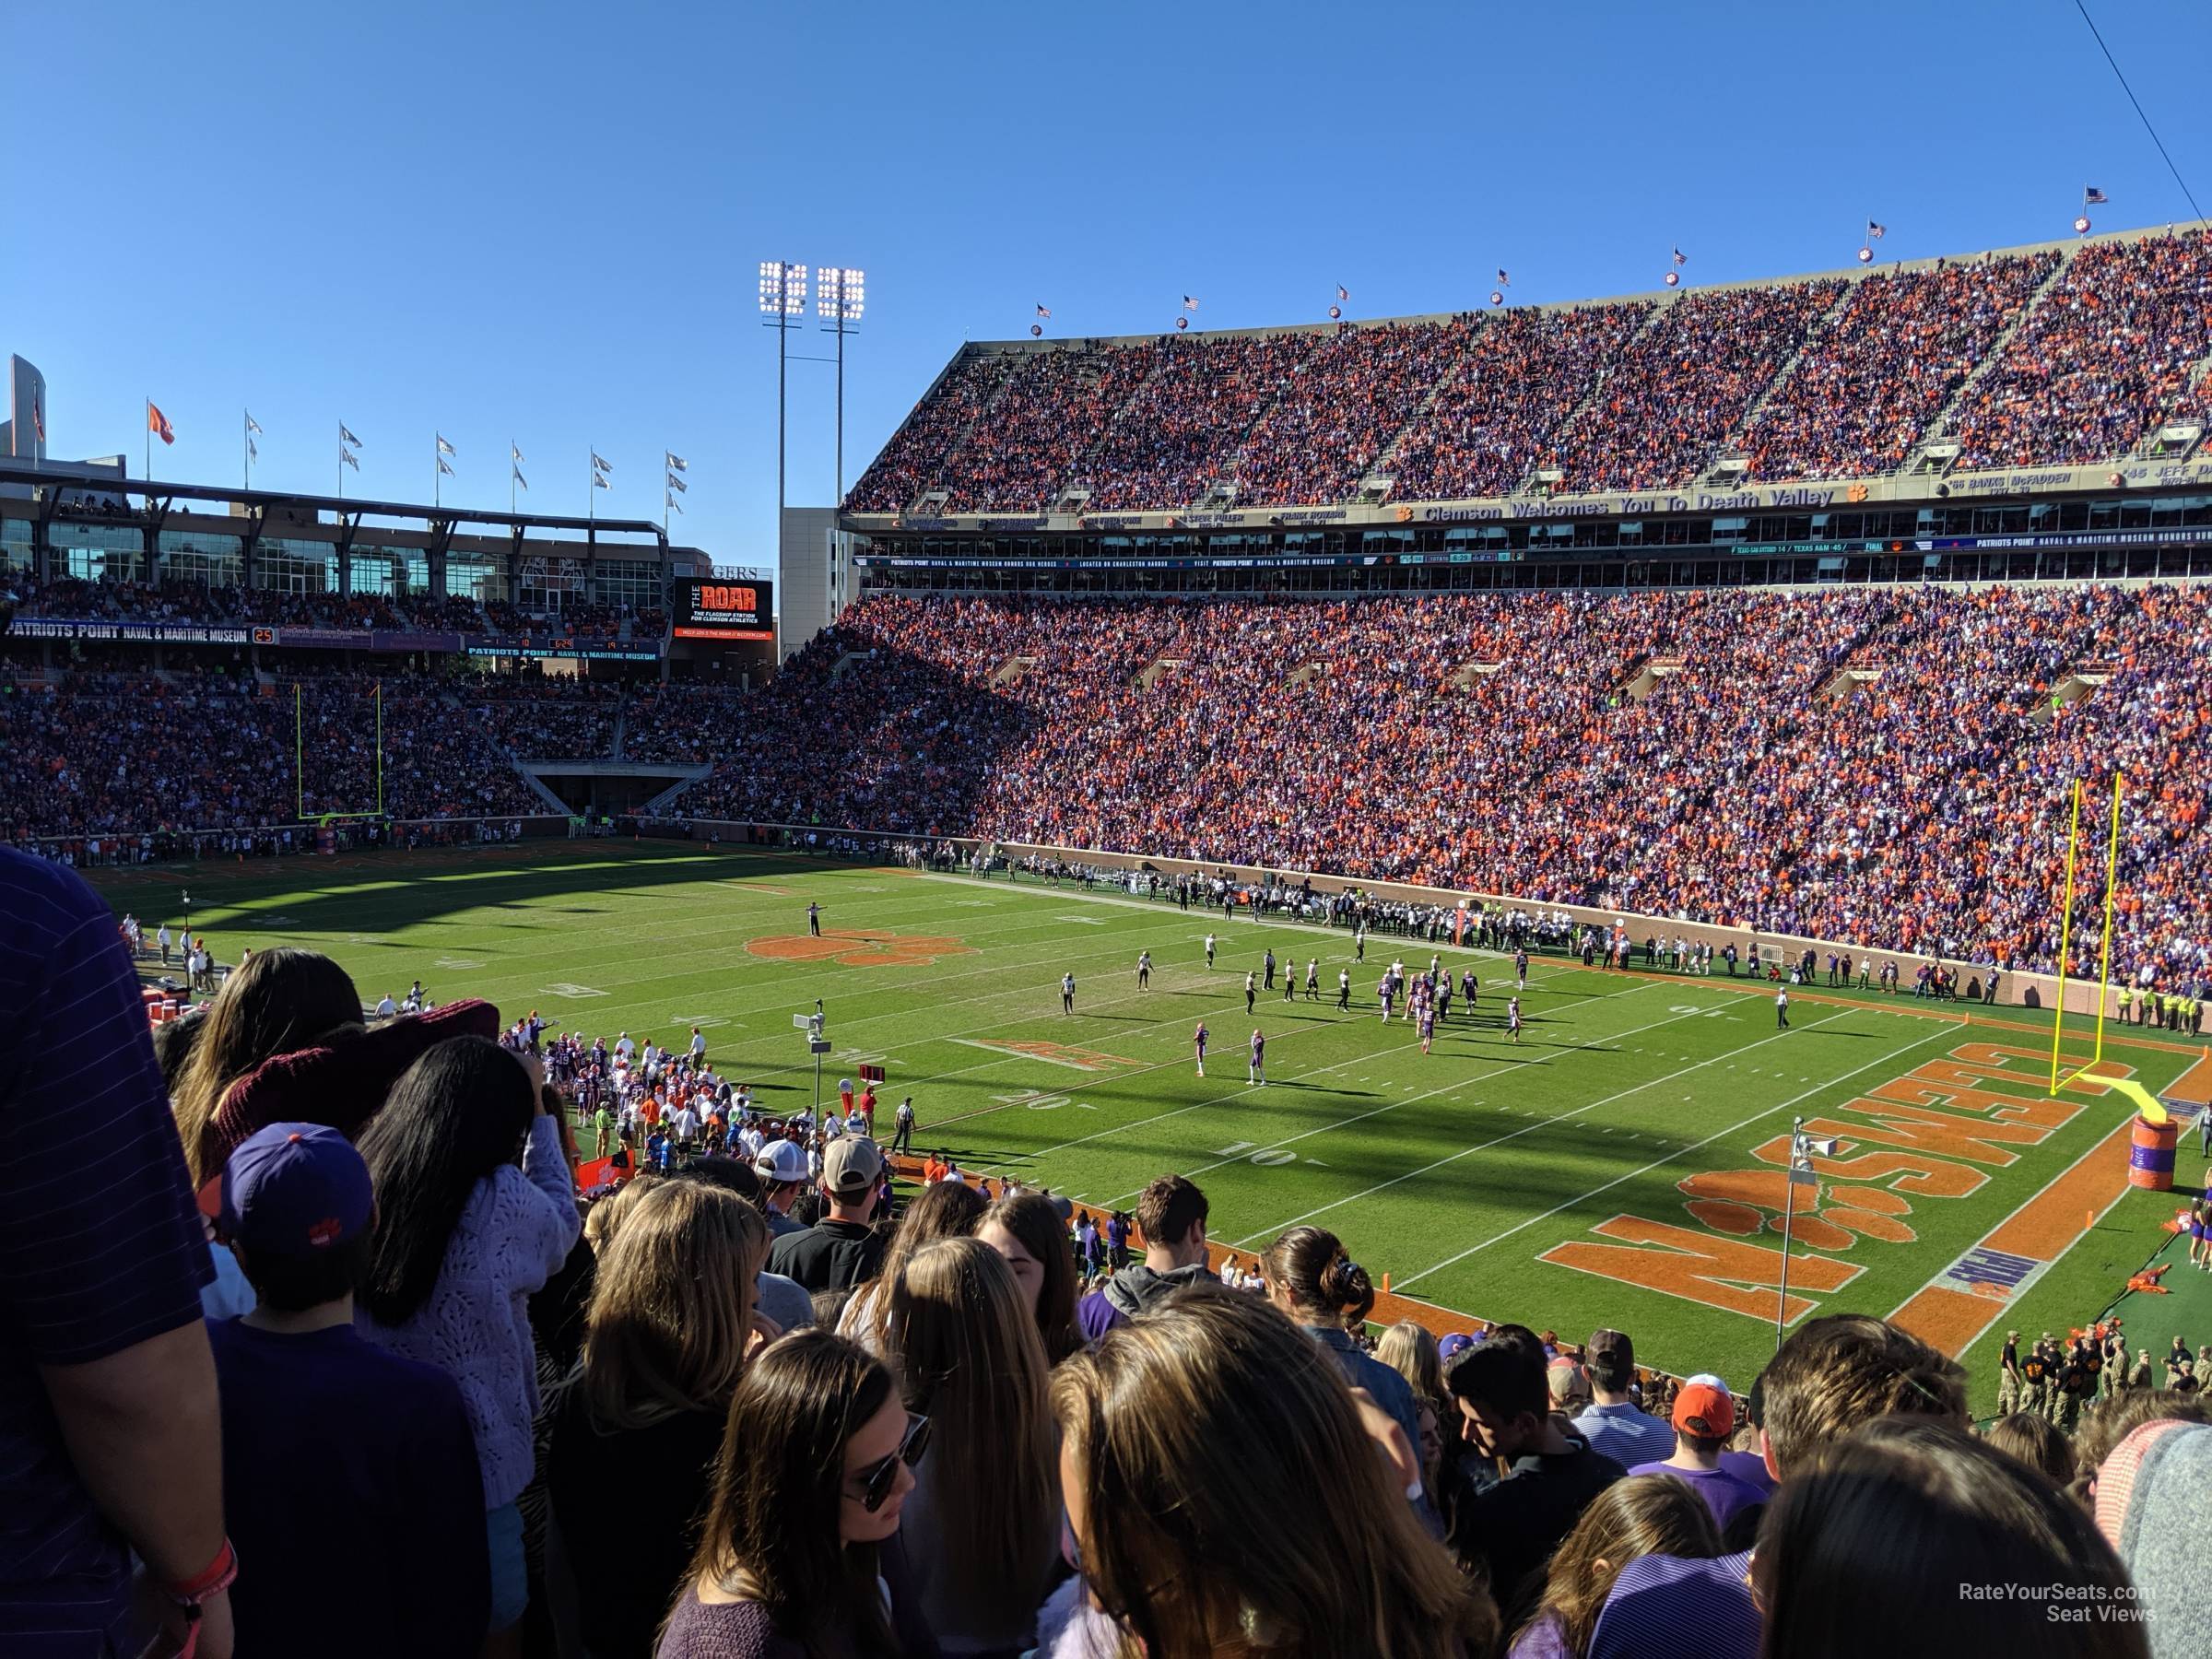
[842,227,2212,513]
[671,585,2212,984]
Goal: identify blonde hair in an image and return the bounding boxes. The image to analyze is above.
[1375,1320,1447,1419]
[1051,1287,1495,1659]
[582,1171,665,1253]
[581,1182,768,1430]
[883,1237,1056,1616]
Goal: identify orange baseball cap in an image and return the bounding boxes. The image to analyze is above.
[1673,1381,1736,1438]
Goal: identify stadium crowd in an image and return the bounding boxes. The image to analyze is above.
[841,229,2212,513]
[6,894,2208,1659]
[9,574,662,640]
[676,584,2212,986]
[1943,232,2212,470]
[0,668,544,841]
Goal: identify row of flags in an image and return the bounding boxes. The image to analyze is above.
[135,406,691,516]
[1031,190,2126,332]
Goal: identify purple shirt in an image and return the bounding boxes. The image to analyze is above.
[1625,1460,1769,1530]
[0,852,214,1652]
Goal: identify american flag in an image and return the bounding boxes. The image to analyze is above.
[1036,303,1051,318]
[1182,295,1199,310]
[2084,186,2109,206]
[1496,268,1510,287]
[1335,284,1349,300]
[1672,247,1687,266]
[1867,219,1888,239]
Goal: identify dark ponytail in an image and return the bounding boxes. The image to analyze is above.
[1260,1225,1373,1321]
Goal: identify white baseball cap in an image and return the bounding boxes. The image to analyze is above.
[752,1138,808,1184]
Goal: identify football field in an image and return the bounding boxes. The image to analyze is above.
[101,841,2210,1405]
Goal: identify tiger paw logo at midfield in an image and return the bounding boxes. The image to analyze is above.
[747,929,976,968]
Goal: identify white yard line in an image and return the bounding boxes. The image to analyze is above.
[1393,1023,1952,1290]
[1228,1009,1854,1246]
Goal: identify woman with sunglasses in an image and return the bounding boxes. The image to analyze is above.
[659,1328,935,1657]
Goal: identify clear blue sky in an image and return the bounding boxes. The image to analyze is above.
[6,0,2206,563]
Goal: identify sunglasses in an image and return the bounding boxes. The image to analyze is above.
[849,1411,930,1512]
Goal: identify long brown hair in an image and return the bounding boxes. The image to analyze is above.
[1521,1474,1719,1655]
[682,1329,900,1657]
[1258,1224,1375,1327]
[1051,1285,1495,1659]
[984,1190,1082,1363]
[581,1182,767,1430]
[1755,1418,2146,1659]
[884,1237,1057,1613]
[837,1179,986,1350]
[171,947,361,1184]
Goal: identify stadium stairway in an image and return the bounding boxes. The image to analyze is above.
[610,702,629,762]
[1712,283,1856,472]
[1909,247,2077,474]
[1364,324,1481,499]
[638,769,714,814]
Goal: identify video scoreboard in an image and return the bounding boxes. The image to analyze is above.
[672,579,774,641]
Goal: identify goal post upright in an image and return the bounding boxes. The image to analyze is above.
[2048,779,2084,1094]
[2091,770,2124,1069]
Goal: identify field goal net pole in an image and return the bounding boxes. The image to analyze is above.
[295,681,385,826]
[2047,781,2085,1094]
[2051,771,2126,1097]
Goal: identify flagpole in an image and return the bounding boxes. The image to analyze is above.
[510,441,516,516]
[433,436,440,510]
[243,410,249,491]
[145,397,150,490]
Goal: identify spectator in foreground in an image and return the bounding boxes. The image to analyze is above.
[884,1237,1059,1653]
[356,1037,582,1649]
[1983,1409,2078,1488]
[980,1188,1085,1364]
[1259,1224,1425,1467]
[1754,1312,1968,1482]
[1509,1474,1718,1659]
[0,849,233,1658]
[1077,1173,1215,1340]
[1572,1328,1672,1468]
[548,1181,770,1659]
[836,1178,987,1351]
[767,1135,889,1293]
[1046,1286,1496,1658]
[1757,1418,2145,1659]
[1445,1334,1626,1624]
[2093,1419,2212,1659]
[209,1123,488,1655]
[671,1157,816,1335]
[171,947,364,1189]
[659,1328,934,1656]
[1624,1378,1766,1534]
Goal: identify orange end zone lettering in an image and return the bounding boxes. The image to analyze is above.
[1540,1215,1860,1324]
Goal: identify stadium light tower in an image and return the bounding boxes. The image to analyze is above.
[759,261,808,531]
[817,267,865,503]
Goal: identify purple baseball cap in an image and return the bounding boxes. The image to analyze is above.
[1439,1332,1482,1362]
[218,1122,374,1258]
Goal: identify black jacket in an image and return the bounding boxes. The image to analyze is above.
[766,1217,886,1292]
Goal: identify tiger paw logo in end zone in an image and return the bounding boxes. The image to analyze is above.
[746,929,977,968]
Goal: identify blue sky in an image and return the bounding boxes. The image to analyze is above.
[6,0,2206,562]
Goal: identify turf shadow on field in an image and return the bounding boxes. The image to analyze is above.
[94,845,871,941]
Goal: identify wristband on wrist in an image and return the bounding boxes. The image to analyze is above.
[160,1535,239,1606]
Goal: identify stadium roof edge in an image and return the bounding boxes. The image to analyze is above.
[0,463,669,541]
[948,217,2212,353]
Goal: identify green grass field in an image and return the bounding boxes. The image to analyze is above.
[101,841,2211,1406]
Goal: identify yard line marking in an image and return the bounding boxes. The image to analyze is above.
[991,982,1669,1177]
[1087,986,1711,1205]
[1392,1023,1949,1290]
[1227,1010,1852,1246]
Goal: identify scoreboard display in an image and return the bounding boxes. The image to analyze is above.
[672,579,774,641]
